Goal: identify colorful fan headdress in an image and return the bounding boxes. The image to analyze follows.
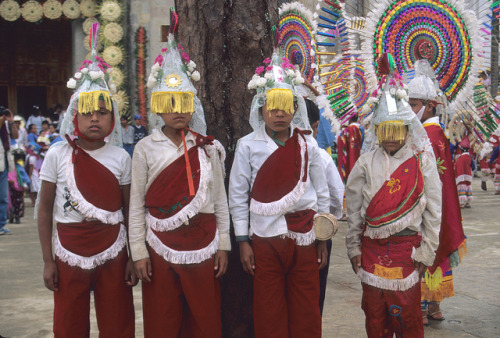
[60,22,122,146]
[247,27,310,132]
[360,0,483,113]
[278,2,319,83]
[146,8,207,135]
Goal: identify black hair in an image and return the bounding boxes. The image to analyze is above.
[28,124,36,133]
[42,120,49,126]
[120,116,128,121]
[305,99,320,125]
[349,114,359,123]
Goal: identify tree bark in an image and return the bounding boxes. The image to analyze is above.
[175,1,279,336]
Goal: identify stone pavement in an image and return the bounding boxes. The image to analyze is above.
[0,178,499,337]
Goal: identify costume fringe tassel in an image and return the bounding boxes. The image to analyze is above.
[249,135,307,216]
[375,120,406,143]
[78,90,113,114]
[424,267,443,291]
[146,228,219,264]
[146,148,210,232]
[358,268,420,291]
[151,91,194,114]
[266,88,294,115]
[449,240,467,269]
[65,149,124,224]
[421,274,455,302]
[286,228,316,246]
[363,195,427,239]
[54,224,127,270]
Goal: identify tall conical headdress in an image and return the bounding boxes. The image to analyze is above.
[146,8,206,134]
[60,22,122,146]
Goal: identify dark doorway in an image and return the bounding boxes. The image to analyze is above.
[0,86,6,108]
[17,86,47,119]
[0,19,72,117]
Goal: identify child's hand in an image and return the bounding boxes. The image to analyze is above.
[125,258,138,286]
[134,258,152,283]
[413,260,427,278]
[43,260,58,291]
[239,241,255,276]
[350,255,362,274]
[317,240,329,270]
[214,250,228,278]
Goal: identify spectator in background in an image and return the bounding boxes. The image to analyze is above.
[26,105,45,133]
[27,124,38,144]
[0,106,19,235]
[12,116,28,147]
[54,104,65,131]
[121,115,135,157]
[132,114,147,145]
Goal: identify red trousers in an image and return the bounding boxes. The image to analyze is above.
[252,236,321,338]
[361,283,423,338]
[142,247,221,338]
[54,249,135,338]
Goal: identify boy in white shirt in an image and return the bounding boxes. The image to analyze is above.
[37,23,135,337]
[229,45,329,337]
[128,11,230,337]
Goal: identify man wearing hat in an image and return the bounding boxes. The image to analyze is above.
[407,58,466,324]
[132,114,147,146]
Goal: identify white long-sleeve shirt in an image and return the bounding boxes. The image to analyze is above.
[319,149,344,219]
[229,124,330,240]
[128,128,230,262]
[345,143,442,266]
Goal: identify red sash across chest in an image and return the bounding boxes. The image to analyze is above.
[250,128,309,216]
[364,154,424,237]
[146,146,202,219]
[66,135,122,212]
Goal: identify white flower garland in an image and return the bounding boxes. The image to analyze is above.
[42,0,62,20]
[21,0,43,23]
[82,17,99,34]
[62,0,80,20]
[80,0,97,18]
[0,0,20,22]
[100,0,121,22]
[103,45,123,66]
[103,22,123,44]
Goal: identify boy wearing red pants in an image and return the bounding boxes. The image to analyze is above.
[128,11,230,337]
[229,45,330,337]
[37,23,136,337]
[346,55,441,337]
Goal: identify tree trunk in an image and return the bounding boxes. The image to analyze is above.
[175,1,279,336]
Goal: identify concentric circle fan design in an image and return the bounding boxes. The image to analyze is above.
[279,3,319,82]
[363,0,482,105]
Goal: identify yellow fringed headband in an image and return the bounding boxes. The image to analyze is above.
[151,91,194,115]
[376,120,407,143]
[78,90,113,114]
[266,88,294,115]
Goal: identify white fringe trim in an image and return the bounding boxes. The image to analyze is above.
[65,149,124,224]
[54,224,127,270]
[146,228,219,264]
[358,268,420,291]
[363,195,427,239]
[456,174,473,184]
[286,228,316,246]
[146,148,211,232]
[249,135,308,216]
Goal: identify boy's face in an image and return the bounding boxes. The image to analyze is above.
[160,112,193,130]
[120,118,128,127]
[134,119,141,126]
[42,123,49,131]
[30,126,37,134]
[380,128,408,154]
[408,98,435,122]
[261,103,294,134]
[49,125,56,134]
[77,99,113,140]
